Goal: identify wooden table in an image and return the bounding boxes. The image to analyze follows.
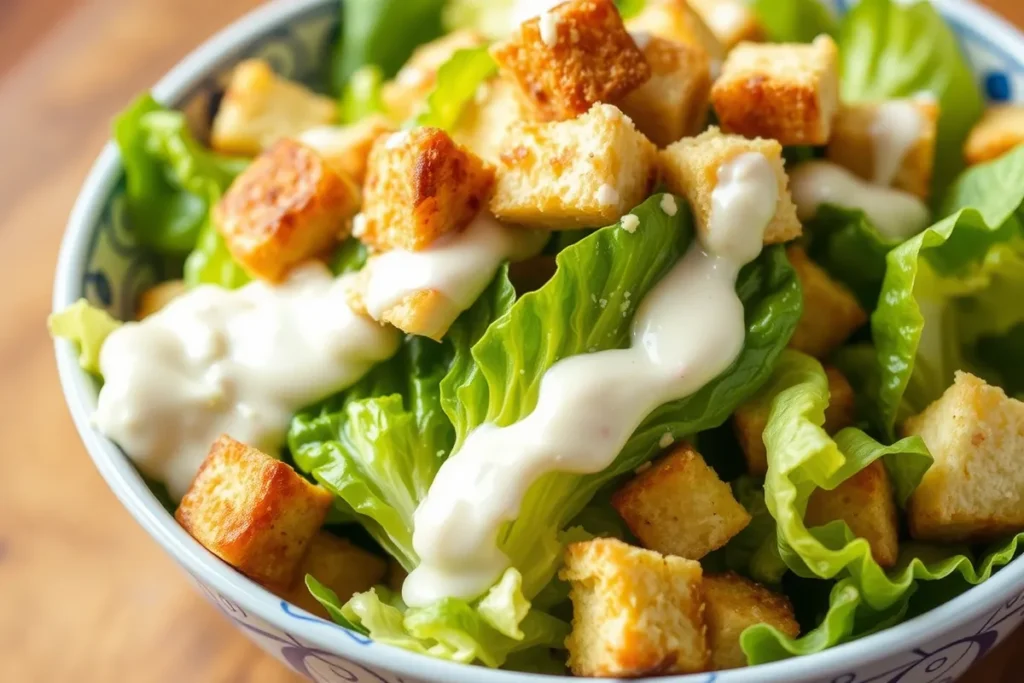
[1,0,1021,681]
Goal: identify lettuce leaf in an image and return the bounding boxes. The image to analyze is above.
[838,0,984,200]
[341,65,386,124]
[750,0,838,43]
[719,476,787,585]
[441,194,802,598]
[443,0,644,39]
[413,47,497,131]
[182,209,251,289]
[48,299,121,375]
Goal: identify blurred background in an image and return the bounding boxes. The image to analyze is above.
[0,0,1021,681]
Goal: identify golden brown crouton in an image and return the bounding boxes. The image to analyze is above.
[382,30,486,121]
[490,0,651,121]
[360,127,495,252]
[805,460,900,567]
[215,139,360,282]
[298,115,397,185]
[660,127,802,247]
[561,537,708,677]
[135,280,186,320]
[275,532,387,619]
[786,245,867,358]
[452,77,534,164]
[211,59,337,156]
[904,372,1024,543]
[712,35,839,145]
[176,436,333,588]
[490,103,658,229]
[964,105,1024,166]
[703,572,799,670]
[626,0,725,64]
[612,444,751,560]
[688,0,764,51]
[826,100,939,199]
[734,364,856,476]
[617,35,712,147]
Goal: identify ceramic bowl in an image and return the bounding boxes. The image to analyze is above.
[52,1,1024,681]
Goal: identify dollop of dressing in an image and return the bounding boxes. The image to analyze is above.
[870,100,924,186]
[403,154,779,607]
[790,160,930,240]
[94,263,400,498]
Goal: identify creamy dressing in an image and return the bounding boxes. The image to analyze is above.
[704,1,748,41]
[512,0,564,24]
[790,160,930,240]
[362,213,547,331]
[94,263,400,499]
[538,11,560,47]
[403,154,779,607]
[870,100,924,186]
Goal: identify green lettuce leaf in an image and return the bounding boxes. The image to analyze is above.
[750,0,838,43]
[182,208,251,289]
[113,94,246,254]
[443,0,644,39]
[341,65,386,124]
[329,237,369,276]
[441,194,802,598]
[838,0,984,200]
[48,299,121,375]
[719,476,787,585]
[413,47,497,131]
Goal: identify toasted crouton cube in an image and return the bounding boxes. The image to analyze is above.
[688,0,764,51]
[490,0,651,121]
[626,0,725,64]
[734,364,856,476]
[381,30,486,121]
[703,572,798,670]
[298,115,397,185]
[135,280,186,320]
[712,36,839,145]
[359,127,495,252]
[612,444,751,559]
[964,105,1024,166]
[660,127,801,247]
[561,537,708,676]
[805,460,900,567]
[452,77,533,163]
[617,35,712,147]
[211,59,337,156]
[215,139,360,282]
[904,372,1024,543]
[176,436,333,588]
[826,100,939,199]
[275,532,387,619]
[490,104,658,229]
[786,245,867,358]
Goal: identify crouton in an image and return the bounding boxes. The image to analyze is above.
[359,127,495,252]
[964,105,1024,166]
[490,103,658,229]
[211,59,337,156]
[785,245,867,358]
[626,0,725,65]
[734,364,856,476]
[826,100,939,199]
[382,30,486,121]
[612,443,751,560]
[805,460,900,567]
[703,572,799,670]
[688,0,764,51]
[660,127,801,247]
[712,35,839,145]
[176,436,333,588]
[561,537,708,676]
[298,115,397,185]
[904,372,1024,543]
[135,280,186,320]
[452,77,533,164]
[490,0,651,121]
[347,269,457,341]
[215,139,360,282]
[275,532,387,619]
[617,35,712,147]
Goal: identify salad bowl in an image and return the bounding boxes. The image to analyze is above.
[53,0,1024,681]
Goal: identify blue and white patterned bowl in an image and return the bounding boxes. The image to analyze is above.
[52,1,1024,681]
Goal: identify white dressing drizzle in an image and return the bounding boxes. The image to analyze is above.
[403,153,779,607]
[94,263,400,498]
[790,160,929,240]
[870,100,924,186]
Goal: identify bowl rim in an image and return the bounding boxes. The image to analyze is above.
[52,0,1024,681]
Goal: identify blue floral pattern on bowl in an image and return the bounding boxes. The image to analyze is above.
[54,0,1024,681]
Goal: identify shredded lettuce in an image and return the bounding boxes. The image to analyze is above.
[413,47,497,131]
[48,299,121,375]
[749,0,838,43]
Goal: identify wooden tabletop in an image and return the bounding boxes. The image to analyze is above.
[1,1,1022,681]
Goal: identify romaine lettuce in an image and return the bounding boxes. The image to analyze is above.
[749,0,838,43]
[413,47,497,131]
[48,299,121,375]
[340,65,386,124]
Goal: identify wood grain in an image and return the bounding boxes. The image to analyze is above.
[0,1,1021,682]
